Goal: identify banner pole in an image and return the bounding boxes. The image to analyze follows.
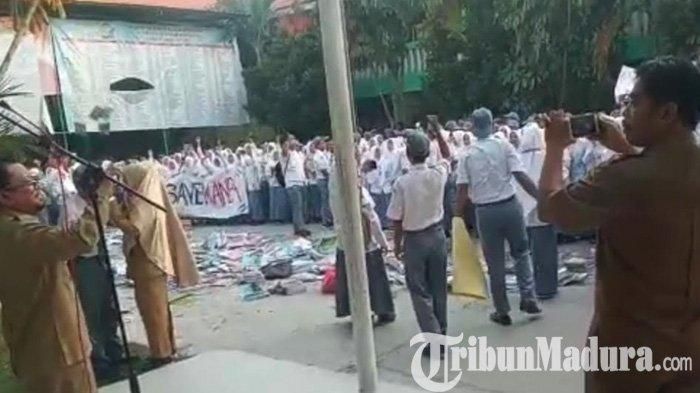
[162,129,170,155]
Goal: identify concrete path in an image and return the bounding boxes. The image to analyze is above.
[113,284,593,393]
[102,350,424,393]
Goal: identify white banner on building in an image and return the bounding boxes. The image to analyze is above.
[166,171,249,219]
[51,19,249,132]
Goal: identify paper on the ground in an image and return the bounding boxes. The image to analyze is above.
[451,218,488,302]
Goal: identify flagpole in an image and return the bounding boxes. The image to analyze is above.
[318,0,378,392]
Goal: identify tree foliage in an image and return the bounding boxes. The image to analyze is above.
[217,0,273,68]
[242,30,330,140]
[346,0,430,123]
[420,0,679,118]
[224,0,700,132]
[655,0,700,58]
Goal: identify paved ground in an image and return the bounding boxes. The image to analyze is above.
[103,350,426,393]
[111,223,596,393]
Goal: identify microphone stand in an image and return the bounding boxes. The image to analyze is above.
[0,105,166,393]
[91,194,141,393]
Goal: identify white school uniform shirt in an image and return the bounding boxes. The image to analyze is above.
[329,168,388,252]
[283,150,307,188]
[426,140,441,166]
[514,124,546,227]
[313,150,331,180]
[456,136,525,205]
[305,154,318,185]
[379,153,400,194]
[242,155,261,191]
[364,168,384,195]
[266,160,281,187]
[358,138,370,153]
[386,159,450,231]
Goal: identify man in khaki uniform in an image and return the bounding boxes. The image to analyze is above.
[111,162,199,365]
[540,57,700,392]
[0,160,112,393]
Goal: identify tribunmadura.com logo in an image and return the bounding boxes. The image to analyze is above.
[410,333,693,393]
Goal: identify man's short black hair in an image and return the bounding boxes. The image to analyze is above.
[636,56,700,128]
[0,159,15,190]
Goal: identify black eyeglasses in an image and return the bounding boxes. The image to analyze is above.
[2,179,38,192]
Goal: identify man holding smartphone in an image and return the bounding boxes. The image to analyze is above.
[539,56,700,392]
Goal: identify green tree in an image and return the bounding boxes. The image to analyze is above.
[655,0,700,58]
[421,0,661,117]
[242,30,330,140]
[421,0,514,117]
[346,0,428,125]
[217,0,273,68]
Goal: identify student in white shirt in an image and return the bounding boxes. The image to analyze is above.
[329,165,395,324]
[515,123,559,300]
[386,122,451,344]
[282,138,309,236]
[379,140,401,228]
[364,147,390,228]
[243,144,265,223]
[266,150,291,223]
[304,144,321,223]
[313,139,333,227]
[455,108,541,326]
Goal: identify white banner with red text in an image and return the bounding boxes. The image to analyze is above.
[166,170,249,219]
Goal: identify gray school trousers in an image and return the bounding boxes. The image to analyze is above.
[475,196,536,314]
[404,223,448,335]
[286,185,306,232]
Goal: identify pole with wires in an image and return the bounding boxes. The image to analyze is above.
[318,0,379,391]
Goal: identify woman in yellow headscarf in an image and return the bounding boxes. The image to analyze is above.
[111,162,199,365]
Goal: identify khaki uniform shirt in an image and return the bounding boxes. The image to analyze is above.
[0,196,110,377]
[550,134,700,389]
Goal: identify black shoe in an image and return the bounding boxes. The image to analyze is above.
[489,312,512,326]
[520,300,542,314]
[374,313,396,326]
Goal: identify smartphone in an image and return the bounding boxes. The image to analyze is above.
[570,113,600,138]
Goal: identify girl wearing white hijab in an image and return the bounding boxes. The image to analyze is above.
[365,146,389,227]
[267,149,291,222]
[183,155,209,178]
[242,144,265,223]
[515,123,558,299]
